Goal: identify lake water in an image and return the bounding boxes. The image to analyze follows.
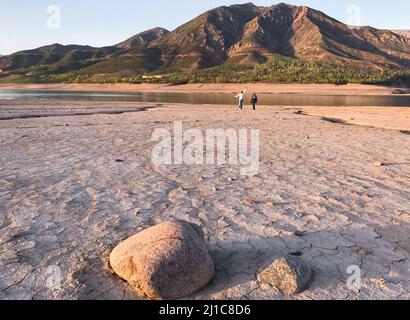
[1,89,410,107]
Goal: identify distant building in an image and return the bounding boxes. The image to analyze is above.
[142,75,163,79]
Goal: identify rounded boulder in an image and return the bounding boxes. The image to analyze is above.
[110,220,214,300]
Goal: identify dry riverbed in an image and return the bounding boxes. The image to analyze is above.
[0,100,409,300]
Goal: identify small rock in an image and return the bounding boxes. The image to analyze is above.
[293,230,305,237]
[257,256,312,295]
[307,215,320,222]
[244,198,256,206]
[218,218,230,229]
[373,161,385,167]
[110,220,214,300]
[357,248,371,257]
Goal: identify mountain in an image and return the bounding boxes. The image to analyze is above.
[0,28,169,76]
[116,27,169,49]
[392,30,410,39]
[1,2,410,81]
[153,3,263,69]
[0,43,121,75]
[147,2,410,70]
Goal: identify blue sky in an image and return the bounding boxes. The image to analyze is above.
[1,0,409,55]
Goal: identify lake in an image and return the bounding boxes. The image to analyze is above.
[0,89,410,107]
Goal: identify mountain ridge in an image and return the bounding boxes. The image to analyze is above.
[116,27,169,49]
[392,30,410,39]
[1,2,410,83]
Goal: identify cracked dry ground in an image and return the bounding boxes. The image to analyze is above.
[0,101,409,300]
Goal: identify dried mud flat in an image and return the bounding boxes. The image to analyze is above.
[0,100,409,300]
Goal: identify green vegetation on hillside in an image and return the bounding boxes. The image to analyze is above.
[1,55,409,86]
[163,55,410,86]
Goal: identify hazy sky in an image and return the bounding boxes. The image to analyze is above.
[1,0,409,55]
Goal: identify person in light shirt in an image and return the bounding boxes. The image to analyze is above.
[235,88,247,110]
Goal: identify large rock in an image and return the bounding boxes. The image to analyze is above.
[257,256,312,295]
[110,220,214,300]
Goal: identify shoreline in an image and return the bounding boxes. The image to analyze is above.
[1,82,409,96]
[1,100,409,131]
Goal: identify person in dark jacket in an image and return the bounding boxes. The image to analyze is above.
[251,93,258,110]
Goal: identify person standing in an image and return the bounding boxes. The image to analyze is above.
[235,88,247,110]
[251,93,258,110]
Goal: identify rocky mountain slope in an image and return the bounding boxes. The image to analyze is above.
[116,27,169,49]
[1,2,409,78]
[392,30,410,39]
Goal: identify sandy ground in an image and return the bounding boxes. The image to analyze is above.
[1,83,409,95]
[300,107,410,131]
[0,100,409,300]
[1,100,409,131]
